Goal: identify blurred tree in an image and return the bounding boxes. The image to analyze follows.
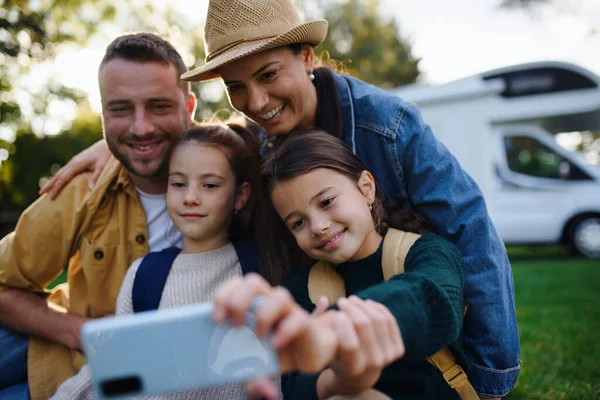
[298,0,420,88]
[0,0,122,138]
[0,0,420,223]
[0,104,102,214]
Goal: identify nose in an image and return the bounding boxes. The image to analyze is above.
[131,108,155,137]
[310,216,330,237]
[247,85,269,114]
[183,185,201,206]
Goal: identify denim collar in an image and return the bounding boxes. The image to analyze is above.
[334,73,357,154]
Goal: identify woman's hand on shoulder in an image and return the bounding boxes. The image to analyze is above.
[39,139,112,199]
[317,296,405,398]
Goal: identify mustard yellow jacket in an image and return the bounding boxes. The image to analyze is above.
[0,157,149,400]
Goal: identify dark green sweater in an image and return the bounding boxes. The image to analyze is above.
[282,233,468,400]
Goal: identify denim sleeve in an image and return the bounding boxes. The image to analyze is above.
[395,104,521,397]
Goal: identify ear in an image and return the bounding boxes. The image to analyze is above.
[234,182,252,212]
[357,170,376,205]
[301,44,316,71]
[186,91,197,119]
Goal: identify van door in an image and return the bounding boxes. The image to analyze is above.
[492,129,596,245]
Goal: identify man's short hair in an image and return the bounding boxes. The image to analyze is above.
[100,32,191,94]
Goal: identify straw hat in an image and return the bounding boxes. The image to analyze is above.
[181,0,328,82]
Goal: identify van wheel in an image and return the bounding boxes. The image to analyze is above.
[570,217,600,258]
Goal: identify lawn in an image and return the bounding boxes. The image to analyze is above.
[506,253,600,399]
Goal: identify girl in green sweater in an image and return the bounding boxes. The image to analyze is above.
[214,130,470,399]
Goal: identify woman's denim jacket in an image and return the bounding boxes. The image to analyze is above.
[334,73,522,398]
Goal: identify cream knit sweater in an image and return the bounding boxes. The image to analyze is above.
[52,243,281,400]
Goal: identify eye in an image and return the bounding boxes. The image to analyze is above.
[226,83,243,93]
[204,183,220,189]
[109,106,130,114]
[152,103,171,112]
[260,70,278,81]
[170,181,185,188]
[290,218,305,231]
[320,197,335,208]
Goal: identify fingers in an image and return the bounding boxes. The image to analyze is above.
[47,164,80,199]
[246,377,279,400]
[366,300,405,362]
[311,295,329,316]
[212,273,272,326]
[39,139,110,198]
[88,162,104,190]
[255,286,300,341]
[335,297,403,376]
[39,173,59,195]
[336,297,379,375]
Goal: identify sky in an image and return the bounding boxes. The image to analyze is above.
[9,0,600,140]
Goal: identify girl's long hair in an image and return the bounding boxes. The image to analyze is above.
[257,129,430,284]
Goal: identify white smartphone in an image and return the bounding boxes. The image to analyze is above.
[80,301,279,399]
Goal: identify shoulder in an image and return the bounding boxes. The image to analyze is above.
[407,233,464,269]
[335,73,423,140]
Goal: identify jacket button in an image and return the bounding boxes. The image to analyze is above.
[93,250,104,260]
[136,234,146,244]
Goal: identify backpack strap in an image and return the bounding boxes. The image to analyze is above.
[427,348,480,400]
[132,247,181,313]
[307,261,346,305]
[381,228,421,280]
[231,235,261,276]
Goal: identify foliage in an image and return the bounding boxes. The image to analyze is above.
[303,0,420,88]
[506,256,600,399]
[0,0,422,223]
[0,0,120,137]
[0,108,102,213]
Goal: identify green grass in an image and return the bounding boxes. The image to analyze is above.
[506,255,600,399]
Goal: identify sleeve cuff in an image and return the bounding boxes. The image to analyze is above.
[282,372,320,400]
[470,360,522,398]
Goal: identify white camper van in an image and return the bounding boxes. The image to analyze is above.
[391,61,600,258]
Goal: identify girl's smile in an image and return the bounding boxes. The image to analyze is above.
[271,167,382,264]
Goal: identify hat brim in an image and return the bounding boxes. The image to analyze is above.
[181,20,328,82]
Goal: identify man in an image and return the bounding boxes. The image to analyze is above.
[0,33,196,400]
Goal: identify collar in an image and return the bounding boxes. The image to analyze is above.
[333,73,357,154]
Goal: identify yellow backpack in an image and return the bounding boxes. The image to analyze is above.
[307,228,478,400]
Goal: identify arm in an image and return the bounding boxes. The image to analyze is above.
[355,234,464,360]
[0,173,93,348]
[39,139,113,199]
[397,104,520,396]
[0,289,86,349]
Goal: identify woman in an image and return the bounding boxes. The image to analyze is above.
[42,0,520,397]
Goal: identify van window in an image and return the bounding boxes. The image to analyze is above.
[503,136,592,180]
[484,67,597,98]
